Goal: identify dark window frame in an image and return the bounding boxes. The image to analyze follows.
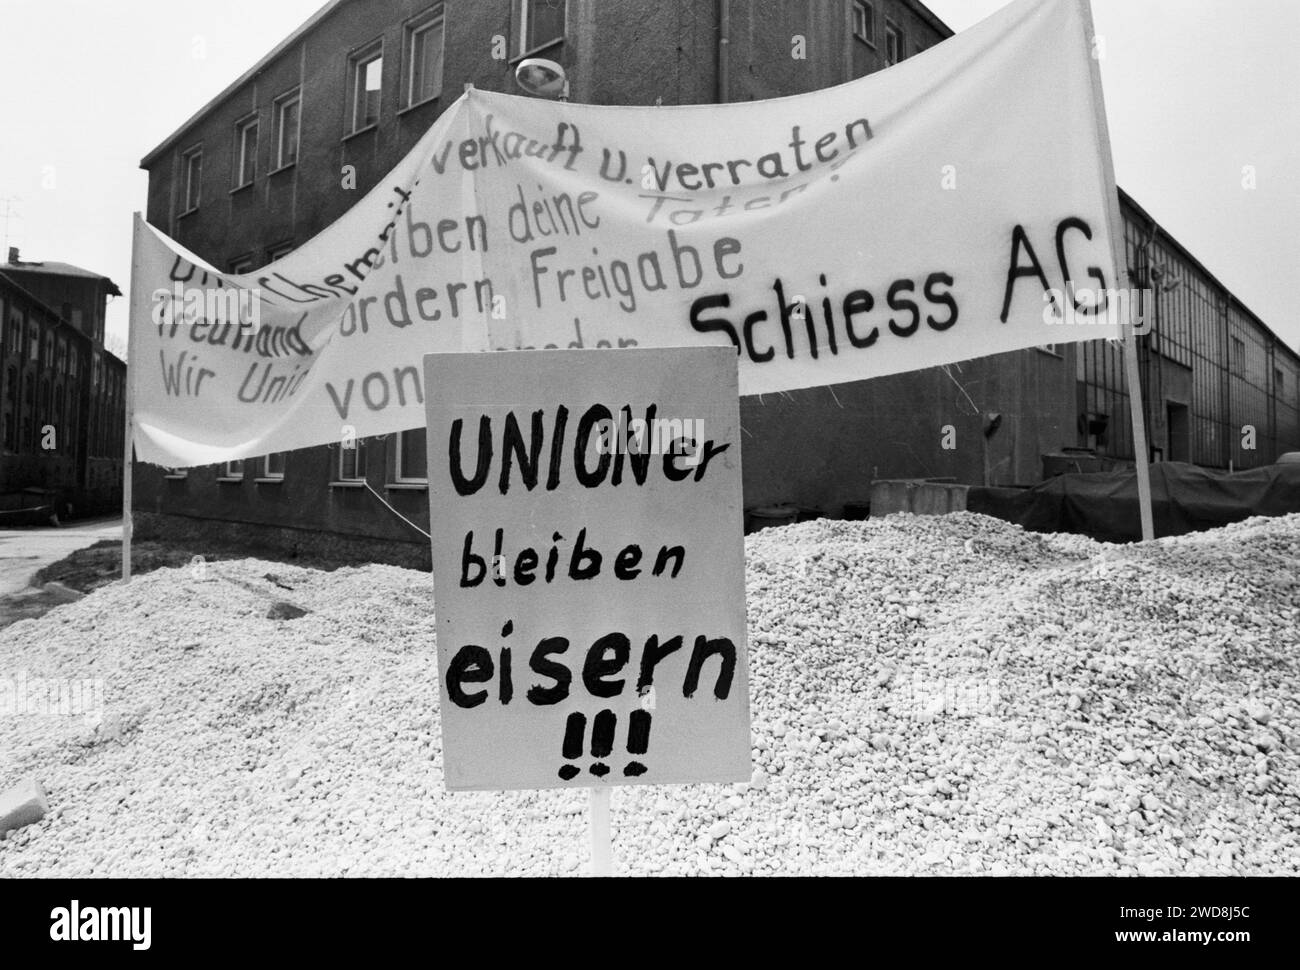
[180,144,203,214]
[403,5,446,110]
[347,39,385,135]
[852,1,876,47]
[273,88,302,171]
[233,112,259,189]
[884,19,905,66]
[515,0,567,60]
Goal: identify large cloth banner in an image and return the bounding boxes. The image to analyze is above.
[131,0,1124,467]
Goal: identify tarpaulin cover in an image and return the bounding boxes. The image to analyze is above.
[967,462,1300,542]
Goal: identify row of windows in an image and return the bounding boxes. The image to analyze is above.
[179,4,453,213]
[165,429,429,486]
[2,369,79,455]
[3,311,82,378]
[852,1,916,65]
[176,1,572,216]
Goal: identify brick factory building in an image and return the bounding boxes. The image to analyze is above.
[133,0,1300,565]
[0,249,126,519]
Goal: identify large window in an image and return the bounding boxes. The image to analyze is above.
[234,115,258,187]
[182,146,203,212]
[852,1,875,45]
[259,453,286,481]
[394,429,428,484]
[884,20,905,66]
[338,439,367,482]
[349,42,384,133]
[274,90,301,168]
[405,7,445,108]
[519,0,565,55]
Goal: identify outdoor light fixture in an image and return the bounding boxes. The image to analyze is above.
[515,57,570,100]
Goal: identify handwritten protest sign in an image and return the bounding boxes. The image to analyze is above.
[128,0,1124,468]
[423,347,750,791]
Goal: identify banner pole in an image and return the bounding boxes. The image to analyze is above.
[1080,0,1154,541]
[121,213,146,581]
[589,787,612,876]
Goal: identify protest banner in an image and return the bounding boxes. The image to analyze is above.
[423,347,750,793]
[126,0,1130,471]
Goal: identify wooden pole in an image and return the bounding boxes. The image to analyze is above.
[589,787,612,876]
[1080,0,1155,541]
[122,213,146,581]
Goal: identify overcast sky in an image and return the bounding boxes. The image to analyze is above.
[2,0,1296,354]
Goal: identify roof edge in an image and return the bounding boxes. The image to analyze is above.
[901,0,957,39]
[139,0,349,170]
[1119,185,1299,362]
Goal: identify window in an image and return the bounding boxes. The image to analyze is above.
[181,146,203,212]
[221,459,244,481]
[519,0,566,55]
[268,241,295,263]
[29,323,39,361]
[1231,336,1245,362]
[229,254,257,275]
[885,21,905,65]
[70,308,84,331]
[404,8,446,108]
[338,439,367,482]
[394,429,428,484]
[1275,368,1285,392]
[348,43,384,133]
[163,467,189,480]
[259,453,286,481]
[274,90,301,168]
[852,1,875,45]
[234,115,258,187]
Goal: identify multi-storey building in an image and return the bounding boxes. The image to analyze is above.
[133,0,1299,565]
[0,249,126,516]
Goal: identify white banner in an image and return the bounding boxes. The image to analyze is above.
[130,0,1125,467]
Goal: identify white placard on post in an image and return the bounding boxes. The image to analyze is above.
[423,347,752,798]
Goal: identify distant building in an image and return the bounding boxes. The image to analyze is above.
[0,248,125,518]
[133,0,1299,565]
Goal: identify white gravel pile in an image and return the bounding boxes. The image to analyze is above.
[1,512,1297,876]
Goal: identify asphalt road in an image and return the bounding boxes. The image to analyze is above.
[0,517,122,596]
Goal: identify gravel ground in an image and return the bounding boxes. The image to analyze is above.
[1,512,1297,876]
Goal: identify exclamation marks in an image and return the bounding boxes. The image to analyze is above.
[625,709,651,777]
[590,709,616,777]
[557,709,653,780]
[559,712,586,781]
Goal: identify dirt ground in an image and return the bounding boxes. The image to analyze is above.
[0,539,347,630]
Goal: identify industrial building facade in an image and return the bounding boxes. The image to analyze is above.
[133,0,1299,565]
[0,250,126,518]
